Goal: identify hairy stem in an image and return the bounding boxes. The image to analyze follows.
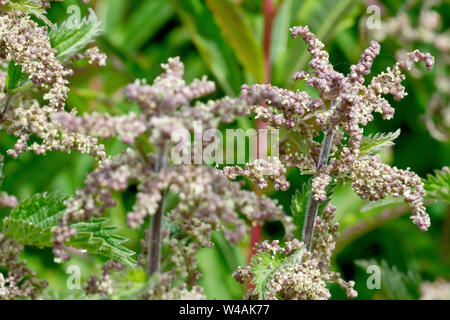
[1,93,12,117]
[147,148,168,276]
[302,130,335,251]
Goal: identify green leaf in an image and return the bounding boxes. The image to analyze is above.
[69,218,137,268]
[3,0,53,26]
[49,8,104,64]
[120,0,174,52]
[204,0,265,83]
[172,0,243,96]
[5,61,29,92]
[355,259,420,300]
[250,251,284,299]
[359,129,401,156]
[423,167,450,203]
[290,181,312,239]
[1,192,137,267]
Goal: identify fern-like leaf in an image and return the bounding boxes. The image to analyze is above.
[49,8,103,64]
[1,192,137,267]
[423,167,450,203]
[359,129,400,156]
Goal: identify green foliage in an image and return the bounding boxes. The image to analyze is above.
[290,181,311,239]
[2,0,52,26]
[355,259,421,300]
[172,0,243,95]
[250,251,284,299]
[359,129,401,156]
[69,218,136,268]
[204,0,265,83]
[119,0,174,52]
[423,167,450,203]
[1,192,136,267]
[49,8,103,64]
[5,60,29,92]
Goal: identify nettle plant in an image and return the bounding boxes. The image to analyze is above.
[0,1,446,300]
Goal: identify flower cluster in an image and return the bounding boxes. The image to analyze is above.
[239,25,434,231]
[0,3,107,160]
[0,11,71,109]
[52,57,294,299]
[361,0,449,141]
[234,204,357,300]
[1,98,106,159]
[85,261,124,297]
[0,233,48,300]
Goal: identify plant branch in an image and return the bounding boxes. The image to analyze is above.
[147,147,168,276]
[302,130,335,251]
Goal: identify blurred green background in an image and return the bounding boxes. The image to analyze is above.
[0,0,449,299]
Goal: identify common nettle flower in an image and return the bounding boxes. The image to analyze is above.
[0,11,71,109]
[232,25,434,300]
[53,57,293,297]
[0,5,107,160]
[236,25,433,231]
[0,233,48,300]
[234,204,357,300]
[361,0,449,142]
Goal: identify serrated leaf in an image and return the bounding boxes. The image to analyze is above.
[204,0,265,83]
[359,129,401,156]
[250,251,284,299]
[5,61,29,92]
[291,181,312,239]
[1,192,136,267]
[423,167,450,203]
[3,0,53,26]
[355,259,420,300]
[49,8,103,64]
[69,218,137,268]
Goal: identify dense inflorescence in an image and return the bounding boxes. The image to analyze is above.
[0,233,48,299]
[0,2,107,159]
[236,25,433,232]
[231,24,434,300]
[85,261,124,297]
[361,0,449,141]
[0,11,71,109]
[52,57,294,295]
[234,204,356,300]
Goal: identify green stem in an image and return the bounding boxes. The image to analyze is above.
[147,148,168,276]
[302,130,335,251]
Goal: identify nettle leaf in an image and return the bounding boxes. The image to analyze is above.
[355,259,420,300]
[3,0,53,26]
[69,218,136,268]
[5,60,29,92]
[1,192,136,267]
[423,167,450,203]
[291,181,312,239]
[250,251,284,299]
[359,129,400,156]
[49,8,103,64]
